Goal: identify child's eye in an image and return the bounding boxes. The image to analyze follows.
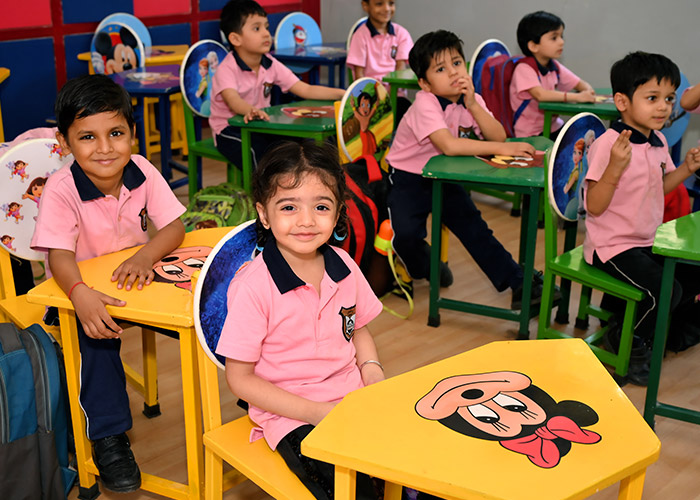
[647,96,657,102]
[315,204,331,212]
[111,130,124,137]
[435,66,444,73]
[79,134,94,140]
[454,60,462,66]
[280,205,295,211]
[666,96,676,104]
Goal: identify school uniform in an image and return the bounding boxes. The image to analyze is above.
[209,49,300,167]
[385,90,523,291]
[31,155,186,440]
[509,59,580,138]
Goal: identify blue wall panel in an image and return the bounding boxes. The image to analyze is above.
[200,0,227,13]
[199,20,223,43]
[150,24,191,45]
[63,0,134,24]
[0,38,57,140]
[64,33,94,80]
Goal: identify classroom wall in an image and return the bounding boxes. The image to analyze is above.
[321,0,700,150]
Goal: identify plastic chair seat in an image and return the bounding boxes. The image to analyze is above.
[203,416,315,500]
[550,246,645,301]
[188,136,228,161]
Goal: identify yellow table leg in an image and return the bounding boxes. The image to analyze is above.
[617,469,647,500]
[178,326,204,498]
[384,481,402,500]
[335,466,356,500]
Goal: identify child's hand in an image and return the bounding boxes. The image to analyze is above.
[608,130,632,174]
[243,107,269,124]
[573,89,595,103]
[111,253,155,291]
[361,363,385,386]
[684,147,700,173]
[458,76,476,108]
[71,285,126,339]
[499,141,536,158]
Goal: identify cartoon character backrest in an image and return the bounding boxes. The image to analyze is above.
[273,12,322,73]
[91,21,146,75]
[468,38,510,95]
[193,220,257,370]
[0,137,74,261]
[548,112,606,221]
[336,77,393,164]
[180,40,229,118]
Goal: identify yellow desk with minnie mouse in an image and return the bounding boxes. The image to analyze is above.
[26,226,231,500]
[302,339,659,500]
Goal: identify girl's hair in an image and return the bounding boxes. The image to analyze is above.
[199,58,209,69]
[574,138,585,152]
[252,140,348,249]
[26,177,46,195]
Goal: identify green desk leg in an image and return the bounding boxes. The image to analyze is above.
[240,128,253,194]
[517,189,538,339]
[428,180,443,327]
[543,112,552,139]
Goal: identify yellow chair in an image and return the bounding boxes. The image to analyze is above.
[193,221,315,499]
[0,67,9,142]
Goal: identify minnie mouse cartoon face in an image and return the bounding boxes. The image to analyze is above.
[416,371,601,468]
[94,27,140,75]
[152,246,212,290]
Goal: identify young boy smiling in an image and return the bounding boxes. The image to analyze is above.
[510,11,595,138]
[386,30,544,309]
[583,52,700,385]
[209,0,345,168]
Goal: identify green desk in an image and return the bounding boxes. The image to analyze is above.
[383,69,419,127]
[539,89,618,138]
[228,100,337,192]
[423,136,553,338]
[644,211,700,428]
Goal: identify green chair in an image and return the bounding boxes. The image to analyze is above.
[537,113,644,379]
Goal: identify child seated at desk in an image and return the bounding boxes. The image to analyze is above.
[209,0,345,169]
[583,52,700,386]
[385,30,543,310]
[347,0,413,122]
[509,10,595,138]
[30,74,186,493]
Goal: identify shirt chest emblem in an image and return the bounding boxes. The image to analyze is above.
[139,207,148,231]
[390,45,397,59]
[338,305,357,341]
[263,82,273,98]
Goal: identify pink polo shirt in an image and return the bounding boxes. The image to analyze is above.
[509,60,580,138]
[208,50,300,136]
[347,20,413,96]
[386,90,490,175]
[31,155,186,271]
[215,241,383,450]
[583,123,674,264]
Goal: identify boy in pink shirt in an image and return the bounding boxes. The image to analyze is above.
[509,11,594,138]
[347,0,413,121]
[210,0,344,168]
[30,75,186,493]
[583,52,700,385]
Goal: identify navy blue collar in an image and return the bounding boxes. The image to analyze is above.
[70,159,145,202]
[536,58,557,76]
[262,238,351,294]
[365,18,395,37]
[232,48,272,72]
[611,120,665,147]
[436,93,465,111]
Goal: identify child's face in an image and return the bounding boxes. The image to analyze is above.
[57,111,135,190]
[229,14,271,55]
[199,64,208,77]
[617,78,676,137]
[256,172,339,263]
[419,48,468,102]
[529,26,564,63]
[362,0,396,27]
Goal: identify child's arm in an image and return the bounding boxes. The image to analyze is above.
[395,60,407,71]
[220,88,270,123]
[352,66,365,80]
[527,84,595,103]
[680,84,700,111]
[586,130,632,216]
[49,249,126,339]
[574,78,595,94]
[353,326,384,386]
[289,81,345,101]
[662,146,700,194]
[226,359,336,426]
[111,219,185,291]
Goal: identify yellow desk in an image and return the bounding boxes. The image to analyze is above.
[27,226,231,500]
[78,45,189,74]
[0,67,9,142]
[302,339,660,500]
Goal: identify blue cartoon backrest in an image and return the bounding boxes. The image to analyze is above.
[273,12,322,73]
[548,113,606,221]
[469,39,510,95]
[194,220,258,369]
[90,21,146,75]
[180,40,229,118]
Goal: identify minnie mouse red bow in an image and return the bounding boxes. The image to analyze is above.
[500,415,601,468]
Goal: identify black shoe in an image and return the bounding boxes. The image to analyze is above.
[439,262,453,288]
[93,433,141,493]
[510,271,560,310]
[604,328,651,386]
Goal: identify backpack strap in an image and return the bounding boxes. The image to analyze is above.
[357,154,382,184]
[511,56,560,128]
[0,323,22,354]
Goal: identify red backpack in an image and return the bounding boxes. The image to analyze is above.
[479,55,559,137]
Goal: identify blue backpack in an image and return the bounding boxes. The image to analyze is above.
[0,323,77,500]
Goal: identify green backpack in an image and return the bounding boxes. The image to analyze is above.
[181,183,257,232]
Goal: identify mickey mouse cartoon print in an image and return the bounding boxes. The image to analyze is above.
[93,26,141,75]
[415,371,601,468]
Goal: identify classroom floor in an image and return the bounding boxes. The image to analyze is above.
[66,148,700,500]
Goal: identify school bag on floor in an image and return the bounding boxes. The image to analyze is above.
[0,323,77,500]
[181,183,257,232]
[480,55,560,137]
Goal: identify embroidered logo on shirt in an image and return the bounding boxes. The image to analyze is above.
[338,305,357,341]
[660,162,666,174]
[391,45,398,59]
[139,207,148,232]
[458,126,477,139]
[263,82,273,98]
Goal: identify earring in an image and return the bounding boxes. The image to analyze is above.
[333,230,347,242]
